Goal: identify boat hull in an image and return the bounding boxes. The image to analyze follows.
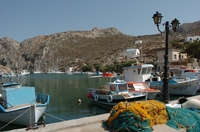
[0,81,50,126]
[0,104,47,126]
[92,95,146,106]
[150,79,200,95]
[88,90,147,106]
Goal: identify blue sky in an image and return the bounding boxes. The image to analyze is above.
[1,0,200,42]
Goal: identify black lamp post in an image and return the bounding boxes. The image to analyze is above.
[152,11,180,104]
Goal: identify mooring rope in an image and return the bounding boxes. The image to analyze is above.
[0,105,66,130]
[35,107,66,121]
[0,106,32,130]
[29,105,32,124]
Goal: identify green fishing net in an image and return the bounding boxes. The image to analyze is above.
[166,107,200,132]
[104,110,152,132]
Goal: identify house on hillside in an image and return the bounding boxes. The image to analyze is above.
[184,35,200,43]
[126,48,140,59]
[156,49,199,72]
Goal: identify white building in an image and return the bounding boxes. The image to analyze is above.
[126,48,140,59]
[156,49,199,72]
[134,40,142,44]
[184,35,200,43]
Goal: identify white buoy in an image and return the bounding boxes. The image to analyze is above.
[78,99,82,103]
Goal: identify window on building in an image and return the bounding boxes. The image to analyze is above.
[157,66,161,72]
[174,54,177,60]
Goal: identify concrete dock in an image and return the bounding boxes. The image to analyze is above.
[10,95,200,132]
[9,113,185,132]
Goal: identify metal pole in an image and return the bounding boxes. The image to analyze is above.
[140,43,143,62]
[162,21,170,103]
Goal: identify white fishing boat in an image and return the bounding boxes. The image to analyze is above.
[34,70,42,74]
[0,81,50,127]
[123,63,200,96]
[87,79,160,106]
[1,73,16,78]
[170,67,200,79]
[48,70,64,74]
[19,70,30,76]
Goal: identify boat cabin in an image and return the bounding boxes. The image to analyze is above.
[1,86,36,109]
[123,64,154,82]
[95,82,129,96]
[106,81,129,94]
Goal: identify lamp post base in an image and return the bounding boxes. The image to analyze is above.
[162,77,169,104]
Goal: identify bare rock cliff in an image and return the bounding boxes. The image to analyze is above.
[0,21,199,73]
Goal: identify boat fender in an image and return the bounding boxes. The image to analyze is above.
[179,97,200,109]
[107,95,113,102]
[94,95,99,101]
[157,76,161,81]
[87,92,92,98]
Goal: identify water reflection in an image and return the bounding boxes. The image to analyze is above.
[88,101,112,115]
[0,74,112,131]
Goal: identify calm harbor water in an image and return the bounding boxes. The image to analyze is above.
[0,74,199,131]
[0,74,113,131]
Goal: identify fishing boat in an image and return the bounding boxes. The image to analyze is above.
[169,67,200,90]
[149,76,200,95]
[0,81,50,126]
[18,70,30,76]
[123,63,200,96]
[87,79,160,106]
[170,67,200,79]
[102,72,114,77]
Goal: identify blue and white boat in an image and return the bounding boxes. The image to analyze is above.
[0,81,50,126]
[149,76,200,96]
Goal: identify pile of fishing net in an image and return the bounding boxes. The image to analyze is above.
[104,100,200,132]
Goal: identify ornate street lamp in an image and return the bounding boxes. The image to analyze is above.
[152,11,180,104]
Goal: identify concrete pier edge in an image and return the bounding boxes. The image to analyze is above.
[9,95,200,132]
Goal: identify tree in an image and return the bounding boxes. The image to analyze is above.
[94,64,104,72]
[82,65,93,72]
[181,40,200,59]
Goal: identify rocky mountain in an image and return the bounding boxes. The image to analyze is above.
[177,21,200,36]
[0,21,200,74]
